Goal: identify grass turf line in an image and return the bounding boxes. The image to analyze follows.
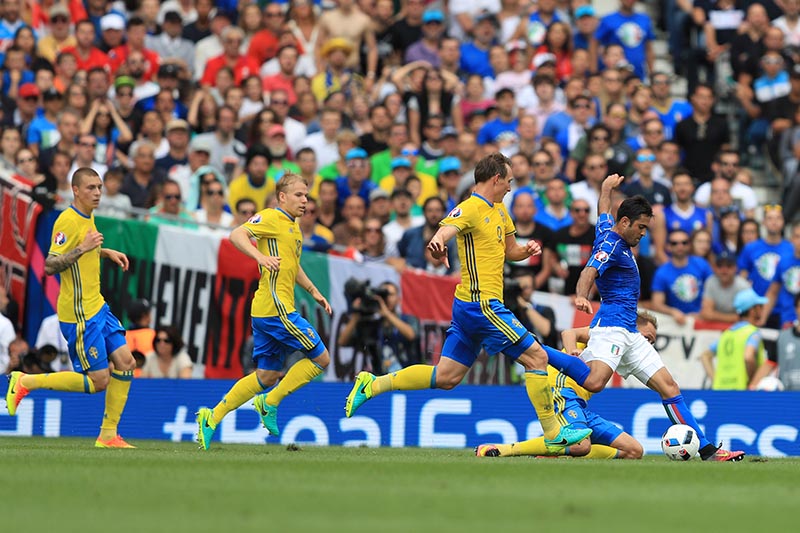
[0,437,797,533]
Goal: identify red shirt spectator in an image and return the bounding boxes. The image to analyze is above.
[61,20,109,72]
[107,16,160,81]
[201,27,259,87]
[246,3,286,66]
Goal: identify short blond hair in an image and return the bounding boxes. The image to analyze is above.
[275,172,308,198]
[636,309,658,329]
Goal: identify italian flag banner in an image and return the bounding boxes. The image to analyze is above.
[94,216,399,379]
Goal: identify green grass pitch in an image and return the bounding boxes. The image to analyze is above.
[1,437,798,533]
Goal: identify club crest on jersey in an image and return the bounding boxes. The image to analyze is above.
[447,207,462,218]
[594,250,609,263]
[89,346,99,359]
[54,232,67,245]
[248,214,262,224]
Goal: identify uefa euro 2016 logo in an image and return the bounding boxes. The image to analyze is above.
[54,232,67,245]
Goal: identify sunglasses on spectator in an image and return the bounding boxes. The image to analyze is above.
[365,227,382,233]
[401,149,419,156]
[669,240,689,246]
[644,129,663,135]
[591,135,609,142]
[572,207,590,213]
[164,194,181,201]
[80,141,98,148]
[573,103,591,110]
[52,15,69,23]
[636,154,656,162]
[206,189,224,196]
[271,100,288,105]
[585,164,607,170]
[533,160,551,166]
[155,337,173,344]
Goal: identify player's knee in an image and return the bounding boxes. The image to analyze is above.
[116,356,136,373]
[619,442,644,460]
[582,376,605,394]
[435,374,460,390]
[313,350,330,369]
[255,370,279,388]
[568,439,591,457]
[90,373,110,392]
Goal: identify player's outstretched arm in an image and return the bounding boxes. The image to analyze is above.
[100,248,129,271]
[427,225,459,269]
[504,234,542,262]
[574,266,599,314]
[44,230,104,275]
[229,226,282,272]
[598,173,625,216]
[296,266,332,315]
[562,326,590,355]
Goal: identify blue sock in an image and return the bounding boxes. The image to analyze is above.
[662,395,712,448]
[542,345,591,387]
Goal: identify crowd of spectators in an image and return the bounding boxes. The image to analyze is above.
[2,0,800,386]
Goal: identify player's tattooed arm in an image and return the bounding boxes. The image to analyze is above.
[45,230,104,275]
[44,247,85,275]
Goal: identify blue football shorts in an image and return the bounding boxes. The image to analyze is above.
[60,303,127,373]
[553,389,623,446]
[251,312,325,371]
[441,298,535,368]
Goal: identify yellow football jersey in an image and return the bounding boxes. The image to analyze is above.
[49,206,105,323]
[547,342,592,402]
[242,207,303,318]
[229,173,276,211]
[440,193,515,302]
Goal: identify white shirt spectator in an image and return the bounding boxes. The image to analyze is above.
[259,55,317,79]
[283,116,308,156]
[570,181,600,224]
[774,16,800,47]
[158,1,198,25]
[449,0,501,42]
[35,313,71,372]
[383,216,424,251]
[97,192,133,219]
[193,34,223,82]
[694,181,759,212]
[300,132,339,171]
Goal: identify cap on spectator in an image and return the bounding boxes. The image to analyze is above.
[422,10,445,24]
[114,75,135,90]
[189,136,213,153]
[18,83,39,99]
[733,288,768,314]
[439,157,461,174]
[321,38,354,58]
[575,5,595,18]
[43,87,62,100]
[505,39,527,53]
[369,188,389,202]
[166,119,190,132]
[716,250,737,266]
[101,13,126,32]
[533,53,557,69]
[440,126,458,139]
[163,10,183,24]
[268,124,286,137]
[127,299,151,323]
[791,64,800,79]
[391,157,412,170]
[475,10,499,27]
[345,147,368,161]
[158,63,181,78]
[49,4,70,19]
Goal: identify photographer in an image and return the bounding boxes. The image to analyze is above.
[505,273,559,349]
[339,280,420,375]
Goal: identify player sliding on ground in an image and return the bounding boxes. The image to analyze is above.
[345,153,592,450]
[5,168,136,448]
[476,311,659,459]
[196,173,332,450]
[544,174,744,461]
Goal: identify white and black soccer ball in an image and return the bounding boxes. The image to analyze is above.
[661,424,700,461]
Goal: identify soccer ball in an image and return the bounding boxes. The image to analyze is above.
[661,424,700,461]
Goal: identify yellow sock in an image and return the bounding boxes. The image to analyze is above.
[212,373,265,426]
[525,370,559,440]
[583,445,619,459]
[370,365,436,396]
[264,358,323,406]
[22,372,96,393]
[99,370,132,440]
[495,438,550,457]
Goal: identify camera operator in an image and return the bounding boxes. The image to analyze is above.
[505,273,559,349]
[339,280,420,375]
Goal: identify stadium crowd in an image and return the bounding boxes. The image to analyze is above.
[1,0,800,389]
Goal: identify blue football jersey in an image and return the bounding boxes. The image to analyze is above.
[585,213,640,332]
